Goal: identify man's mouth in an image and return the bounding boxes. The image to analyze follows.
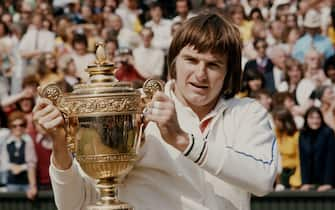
[190,82,208,89]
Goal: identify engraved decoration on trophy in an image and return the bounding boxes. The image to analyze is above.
[39,42,163,210]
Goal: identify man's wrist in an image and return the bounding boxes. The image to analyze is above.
[183,134,208,165]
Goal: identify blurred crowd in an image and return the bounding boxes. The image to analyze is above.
[0,0,335,200]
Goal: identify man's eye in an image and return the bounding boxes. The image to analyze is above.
[208,63,220,69]
[186,58,197,63]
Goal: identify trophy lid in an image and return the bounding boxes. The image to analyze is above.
[71,42,137,95]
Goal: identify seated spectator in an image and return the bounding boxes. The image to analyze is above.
[227,3,253,44]
[37,52,64,86]
[244,38,276,94]
[114,48,144,85]
[238,68,265,98]
[292,9,334,64]
[133,27,165,80]
[272,106,301,190]
[278,57,304,101]
[323,54,335,91]
[70,33,95,82]
[299,107,335,192]
[2,111,37,199]
[58,55,80,91]
[104,13,140,49]
[252,89,274,129]
[272,92,305,129]
[16,95,36,141]
[172,0,195,24]
[19,13,55,75]
[145,2,172,52]
[312,85,335,132]
[33,123,52,190]
[296,47,331,107]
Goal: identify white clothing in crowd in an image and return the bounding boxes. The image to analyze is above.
[50,81,278,210]
[70,53,95,82]
[172,13,196,24]
[145,19,172,52]
[117,28,141,50]
[18,26,55,54]
[133,45,165,79]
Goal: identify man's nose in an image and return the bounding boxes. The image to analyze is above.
[194,62,207,80]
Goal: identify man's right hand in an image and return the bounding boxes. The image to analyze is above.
[33,97,72,170]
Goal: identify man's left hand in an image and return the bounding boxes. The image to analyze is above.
[144,92,189,152]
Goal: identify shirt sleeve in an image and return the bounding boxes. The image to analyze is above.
[50,156,98,210]
[200,101,278,196]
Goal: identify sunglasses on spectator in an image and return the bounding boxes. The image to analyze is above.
[11,123,26,128]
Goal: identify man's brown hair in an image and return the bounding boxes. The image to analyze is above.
[167,12,242,98]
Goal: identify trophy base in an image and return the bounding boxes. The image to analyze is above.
[87,202,134,210]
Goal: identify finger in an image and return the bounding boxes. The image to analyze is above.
[43,116,64,130]
[33,97,52,112]
[152,91,170,102]
[38,109,62,126]
[33,104,54,121]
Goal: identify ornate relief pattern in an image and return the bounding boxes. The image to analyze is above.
[77,153,137,163]
[62,96,141,115]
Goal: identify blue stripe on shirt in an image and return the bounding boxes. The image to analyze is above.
[225,137,276,165]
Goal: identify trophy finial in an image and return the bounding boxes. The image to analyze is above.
[95,42,107,65]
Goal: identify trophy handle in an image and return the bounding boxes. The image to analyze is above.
[38,84,76,153]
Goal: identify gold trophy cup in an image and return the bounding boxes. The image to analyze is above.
[39,43,163,210]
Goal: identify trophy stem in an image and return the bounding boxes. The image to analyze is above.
[88,178,134,210]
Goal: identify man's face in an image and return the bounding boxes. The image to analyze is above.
[176,1,189,16]
[150,7,162,22]
[10,119,26,138]
[174,45,227,110]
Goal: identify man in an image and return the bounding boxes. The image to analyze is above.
[292,9,334,63]
[244,38,276,94]
[172,0,195,23]
[145,2,172,52]
[33,13,278,210]
[133,27,165,79]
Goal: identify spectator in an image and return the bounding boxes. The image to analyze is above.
[299,107,335,192]
[16,95,36,141]
[70,33,95,82]
[145,2,172,52]
[272,106,301,189]
[115,0,143,33]
[272,92,304,129]
[19,13,55,75]
[104,13,140,49]
[278,57,304,100]
[268,45,287,92]
[172,0,195,23]
[313,85,335,131]
[324,54,335,91]
[244,38,276,93]
[133,27,165,79]
[33,123,52,190]
[239,68,266,98]
[266,20,285,47]
[37,53,64,86]
[292,9,334,63]
[296,47,330,106]
[227,3,253,43]
[2,111,37,199]
[114,48,144,84]
[105,38,119,63]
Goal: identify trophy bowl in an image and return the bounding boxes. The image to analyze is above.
[39,43,163,210]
